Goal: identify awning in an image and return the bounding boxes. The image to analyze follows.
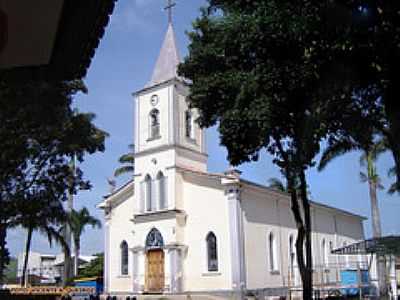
[332,235,400,256]
[0,0,117,80]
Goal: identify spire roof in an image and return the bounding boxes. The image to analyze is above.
[146,23,181,87]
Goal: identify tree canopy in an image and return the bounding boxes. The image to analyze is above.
[178,1,400,298]
[0,78,107,284]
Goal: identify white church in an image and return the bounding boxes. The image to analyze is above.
[99,19,366,299]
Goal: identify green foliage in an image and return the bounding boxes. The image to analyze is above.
[4,257,17,284]
[69,207,101,248]
[114,144,135,178]
[0,78,107,284]
[177,2,346,298]
[77,253,104,279]
[267,178,287,193]
[180,1,399,297]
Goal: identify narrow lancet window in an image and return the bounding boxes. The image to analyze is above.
[145,175,152,211]
[120,241,129,275]
[269,232,278,271]
[185,110,195,139]
[157,171,166,209]
[206,232,218,272]
[149,109,160,139]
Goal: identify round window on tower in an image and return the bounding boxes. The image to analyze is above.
[150,95,159,106]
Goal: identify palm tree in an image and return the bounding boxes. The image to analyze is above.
[16,198,67,287]
[68,207,101,277]
[114,144,135,178]
[319,138,386,238]
[318,137,387,295]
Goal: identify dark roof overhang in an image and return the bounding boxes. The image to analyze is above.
[332,235,400,256]
[0,0,117,81]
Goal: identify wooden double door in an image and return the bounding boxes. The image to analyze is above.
[145,249,165,293]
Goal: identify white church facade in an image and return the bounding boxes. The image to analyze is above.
[99,22,366,298]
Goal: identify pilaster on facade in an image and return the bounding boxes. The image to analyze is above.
[222,169,246,292]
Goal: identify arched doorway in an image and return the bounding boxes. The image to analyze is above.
[145,228,165,293]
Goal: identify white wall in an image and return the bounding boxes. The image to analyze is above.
[182,173,233,291]
[241,184,365,290]
[107,194,135,293]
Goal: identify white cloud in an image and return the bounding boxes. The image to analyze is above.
[110,0,162,33]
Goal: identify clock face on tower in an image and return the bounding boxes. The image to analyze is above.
[150,95,159,106]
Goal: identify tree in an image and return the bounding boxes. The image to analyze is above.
[114,144,135,178]
[4,257,17,284]
[15,195,67,287]
[319,137,388,295]
[0,78,107,284]
[68,207,101,277]
[77,253,104,279]
[267,178,287,193]
[334,1,400,193]
[178,2,345,298]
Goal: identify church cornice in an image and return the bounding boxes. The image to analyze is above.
[132,77,189,97]
[97,179,134,209]
[132,209,187,224]
[134,144,208,160]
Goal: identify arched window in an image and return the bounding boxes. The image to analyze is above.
[269,232,278,271]
[145,228,164,250]
[185,110,195,139]
[289,235,296,281]
[149,109,160,139]
[206,232,218,272]
[145,175,152,212]
[322,239,328,266]
[120,241,129,275]
[157,171,166,210]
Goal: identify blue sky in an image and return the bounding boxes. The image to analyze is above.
[7,0,400,257]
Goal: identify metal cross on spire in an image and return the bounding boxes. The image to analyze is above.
[164,0,176,24]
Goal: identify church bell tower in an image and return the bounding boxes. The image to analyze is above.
[132,9,207,214]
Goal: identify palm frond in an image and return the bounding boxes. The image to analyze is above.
[359,172,368,183]
[360,137,388,166]
[388,181,400,195]
[69,207,101,242]
[370,137,388,160]
[388,166,396,178]
[114,165,134,177]
[41,225,70,254]
[267,177,287,192]
[114,144,135,177]
[359,152,367,167]
[318,138,358,171]
[118,153,134,164]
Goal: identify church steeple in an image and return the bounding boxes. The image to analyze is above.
[146,23,180,88]
[134,1,207,173]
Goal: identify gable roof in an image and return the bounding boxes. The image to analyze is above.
[97,167,365,221]
[97,179,134,209]
[176,166,366,220]
[146,23,181,87]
